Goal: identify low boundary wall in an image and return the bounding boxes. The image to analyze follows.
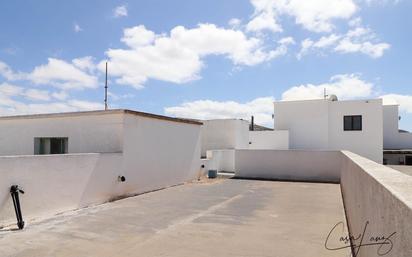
[340,151,412,257]
[249,131,289,150]
[206,150,235,172]
[0,153,123,227]
[235,150,342,182]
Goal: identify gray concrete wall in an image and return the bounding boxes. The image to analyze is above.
[340,151,412,257]
[235,150,342,182]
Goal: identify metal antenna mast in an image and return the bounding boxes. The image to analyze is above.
[104,61,108,110]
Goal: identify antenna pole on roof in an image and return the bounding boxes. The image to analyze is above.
[104,61,108,110]
[323,88,328,100]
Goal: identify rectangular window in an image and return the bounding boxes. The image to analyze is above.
[34,137,68,155]
[343,115,362,131]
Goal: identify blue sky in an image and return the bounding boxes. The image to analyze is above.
[0,0,411,129]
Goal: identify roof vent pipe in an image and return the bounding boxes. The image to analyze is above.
[250,116,254,131]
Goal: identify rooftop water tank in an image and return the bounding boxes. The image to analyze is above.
[329,94,338,101]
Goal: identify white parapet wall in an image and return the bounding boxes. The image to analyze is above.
[206,150,235,172]
[0,153,123,226]
[249,130,289,150]
[235,150,342,182]
[200,119,249,158]
[121,114,202,194]
[340,151,412,257]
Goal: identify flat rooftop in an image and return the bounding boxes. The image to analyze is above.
[0,179,349,257]
[0,109,202,125]
[389,165,412,176]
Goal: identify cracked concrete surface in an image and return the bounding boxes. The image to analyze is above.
[0,179,350,257]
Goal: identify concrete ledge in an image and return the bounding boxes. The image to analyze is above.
[235,150,342,183]
[340,151,412,257]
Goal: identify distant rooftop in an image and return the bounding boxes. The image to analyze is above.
[249,123,273,131]
[0,109,203,125]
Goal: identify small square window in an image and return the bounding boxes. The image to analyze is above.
[34,137,68,155]
[343,115,362,131]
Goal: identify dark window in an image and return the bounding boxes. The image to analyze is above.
[344,115,362,131]
[406,156,412,166]
[34,137,68,155]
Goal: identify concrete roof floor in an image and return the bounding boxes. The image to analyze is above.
[0,179,350,257]
[389,165,412,176]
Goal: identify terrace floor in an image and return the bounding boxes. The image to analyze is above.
[389,165,412,176]
[0,179,350,257]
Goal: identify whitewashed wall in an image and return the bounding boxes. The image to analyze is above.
[383,105,412,150]
[274,99,383,163]
[0,153,123,226]
[0,113,123,155]
[121,114,202,195]
[235,150,342,182]
[341,151,412,257]
[200,119,249,157]
[383,105,400,149]
[249,131,289,150]
[328,99,383,163]
[206,150,235,172]
[0,112,203,227]
[274,100,329,150]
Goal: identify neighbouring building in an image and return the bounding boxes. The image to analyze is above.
[200,119,289,158]
[200,119,249,158]
[200,96,412,166]
[273,97,384,163]
[383,104,412,165]
[0,109,203,225]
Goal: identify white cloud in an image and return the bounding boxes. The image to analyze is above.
[27,58,98,90]
[52,91,69,101]
[228,18,242,28]
[67,100,103,110]
[72,56,96,73]
[0,101,103,116]
[74,23,83,32]
[362,0,401,5]
[121,25,156,48]
[298,26,390,58]
[104,24,294,88]
[165,97,275,127]
[0,83,23,96]
[247,0,357,33]
[247,5,282,33]
[297,34,342,59]
[1,58,98,90]
[23,89,51,101]
[282,74,374,101]
[381,94,412,113]
[334,37,390,58]
[0,61,24,80]
[114,5,128,18]
[0,83,102,116]
[348,17,362,27]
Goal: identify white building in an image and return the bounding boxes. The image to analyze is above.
[200,119,249,158]
[0,109,203,225]
[200,97,412,167]
[200,119,289,157]
[273,98,384,163]
[383,104,412,165]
